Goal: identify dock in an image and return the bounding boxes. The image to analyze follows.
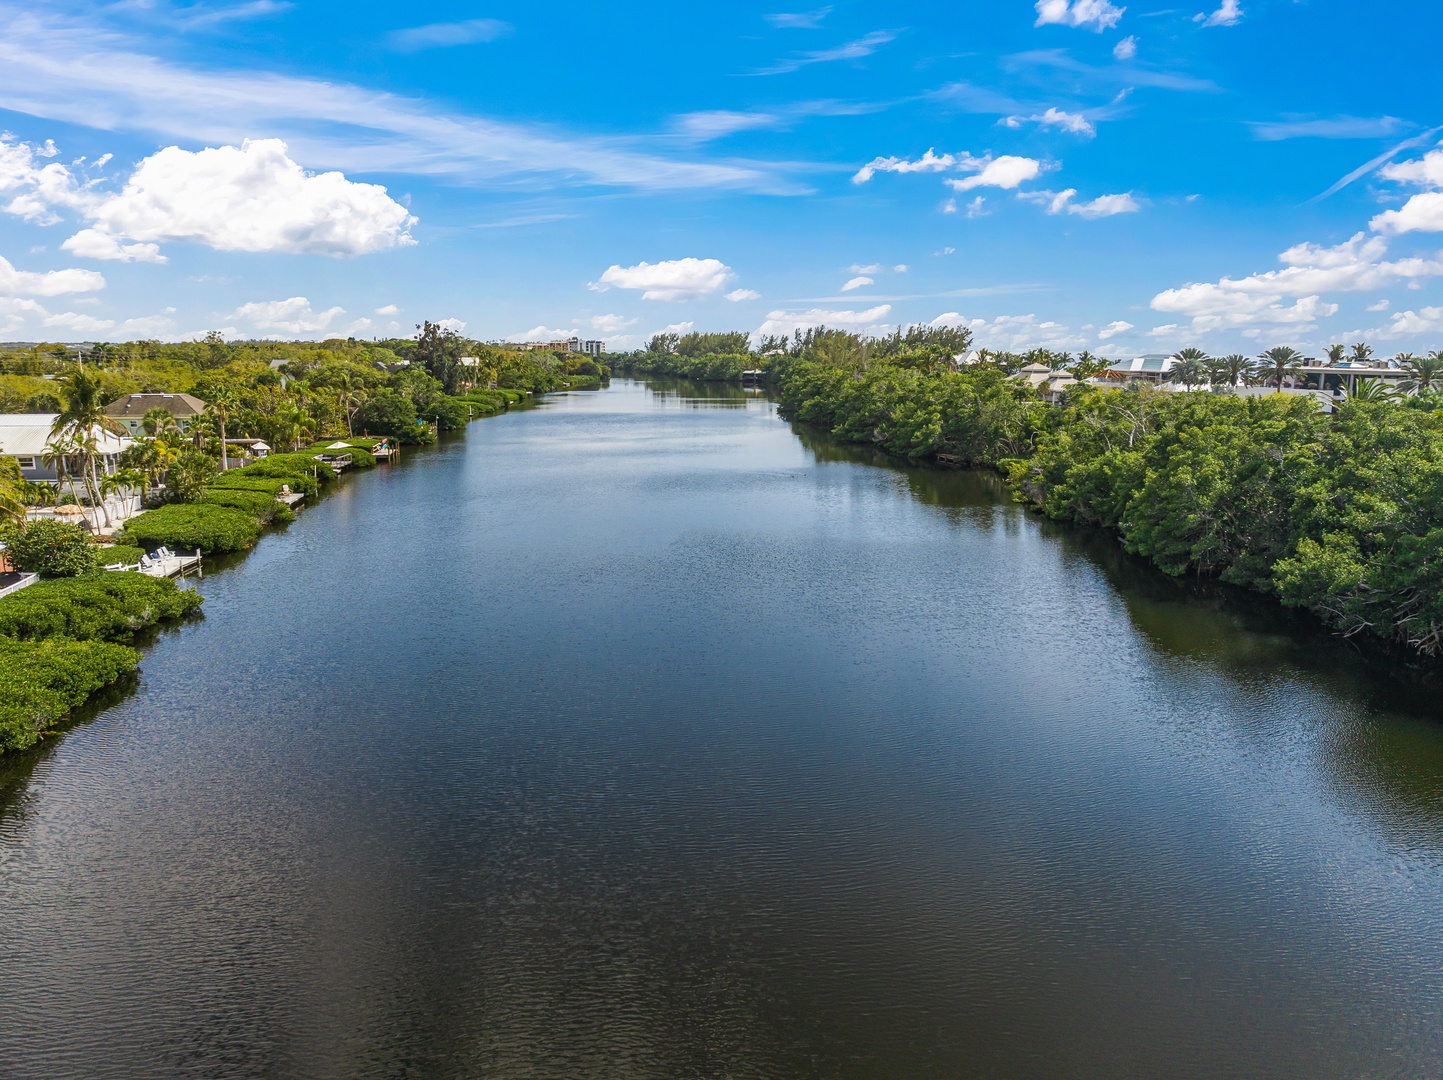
[104,548,204,579]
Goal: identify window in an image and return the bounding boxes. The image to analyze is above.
[15,457,36,470]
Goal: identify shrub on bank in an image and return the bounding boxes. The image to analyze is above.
[0,573,203,642]
[199,487,294,524]
[120,503,262,554]
[98,544,148,567]
[0,520,100,577]
[210,473,319,499]
[0,639,140,752]
[240,453,338,485]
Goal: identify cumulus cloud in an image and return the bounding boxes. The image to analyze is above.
[595,258,736,301]
[965,196,988,218]
[436,318,466,333]
[513,325,580,342]
[1098,320,1135,339]
[1371,306,1443,338]
[230,296,346,335]
[375,303,399,315]
[840,276,873,291]
[725,288,761,301]
[934,311,1089,350]
[1196,0,1242,27]
[757,304,892,337]
[0,254,105,296]
[1152,232,1443,332]
[894,264,908,272]
[1002,108,1096,138]
[1020,188,1140,218]
[1113,36,1137,60]
[853,148,962,184]
[1372,195,1443,235]
[86,140,416,257]
[850,262,882,273]
[590,314,637,332]
[60,228,166,263]
[1380,148,1443,188]
[1367,299,1390,312]
[945,156,1044,193]
[1034,0,1125,32]
[0,135,416,260]
[388,18,512,52]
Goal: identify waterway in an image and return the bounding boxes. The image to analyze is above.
[2,378,1441,1078]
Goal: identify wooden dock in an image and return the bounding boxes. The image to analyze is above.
[105,548,204,579]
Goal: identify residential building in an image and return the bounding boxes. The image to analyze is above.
[0,414,132,483]
[1101,355,1178,384]
[103,392,208,436]
[507,337,605,356]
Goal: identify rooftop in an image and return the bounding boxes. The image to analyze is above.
[103,392,208,419]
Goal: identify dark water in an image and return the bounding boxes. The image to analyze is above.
[2,379,1442,1078]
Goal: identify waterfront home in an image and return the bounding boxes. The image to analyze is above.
[224,438,271,463]
[1017,363,1081,402]
[103,392,208,436]
[0,413,131,483]
[1101,355,1178,384]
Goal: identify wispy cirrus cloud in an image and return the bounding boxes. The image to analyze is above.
[388,18,513,52]
[1250,115,1410,141]
[750,29,899,76]
[0,6,803,195]
[673,98,888,141]
[1004,49,1219,93]
[765,7,831,29]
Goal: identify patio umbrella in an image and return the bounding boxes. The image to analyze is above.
[52,504,87,516]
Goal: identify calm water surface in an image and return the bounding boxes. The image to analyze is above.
[2,379,1442,1078]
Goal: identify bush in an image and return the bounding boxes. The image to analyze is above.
[239,453,337,484]
[210,473,319,499]
[98,544,147,567]
[0,519,100,577]
[0,639,140,752]
[120,503,262,553]
[355,389,420,439]
[0,573,203,642]
[198,487,291,523]
[303,444,377,468]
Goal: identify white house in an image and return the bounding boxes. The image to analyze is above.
[0,414,131,484]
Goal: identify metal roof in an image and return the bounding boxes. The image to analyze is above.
[0,414,131,457]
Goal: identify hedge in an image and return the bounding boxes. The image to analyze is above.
[0,574,203,642]
[98,544,148,568]
[240,453,337,485]
[210,473,319,499]
[120,503,263,554]
[0,639,140,752]
[304,444,377,469]
[199,487,293,523]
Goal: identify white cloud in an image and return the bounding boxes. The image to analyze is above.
[849,263,883,273]
[937,312,1088,350]
[1020,188,1141,218]
[1002,107,1097,138]
[375,303,399,315]
[60,228,166,263]
[230,296,346,335]
[966,196,988,218]
[853,148,961,184]
[87,140,415,257]
[1113,36,1137,60]
[725,288,761,301]
[1371,306,1443,338]
[1196,0,1242,27]
[942,198,958,215]
[44,310,114,333]
[595,258,736,301]
[388,18,512,51]
[513,325,579,342]
[1380,148,1443,188]
[115,313,178,338]
[840,276,874,291]
[1250,116,1409,141]
[1098,320,1135,339]
[1372,193,1443,236]
[436,318,466,333]
[653,321,696,337]
[765,7,831,28]
[754,29,897,76]
[1034,0,1125,32]
[0,12,793,196]
[1152,232,1443,332]
[590,314,637,332]
[894,264,908,272]
[0,254,105,297]
[1367,299,1390,312]
[757,304,892,336]
[945,156,1044,193]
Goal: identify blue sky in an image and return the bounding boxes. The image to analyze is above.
[0,0,1440,355]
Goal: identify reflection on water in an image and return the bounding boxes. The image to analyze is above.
[1,379,1440,1078]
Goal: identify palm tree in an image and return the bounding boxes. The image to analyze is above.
[1349,342,1374,364]
[1325,344,1346,366]
[206,386,238,471]
[1255,346,1304,393]
[141,407,180,440]
[51,368,126,529]
[1169,357,1208,391]
[1207,353,1250,390]
[1345,378,1394,403]
[1400,351,1443,394]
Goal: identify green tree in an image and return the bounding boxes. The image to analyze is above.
[1206,353,1250,389]
[1255,346,1304,393]
[1400,351,1443,394]
[0,518,99,576]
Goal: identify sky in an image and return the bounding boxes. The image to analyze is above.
[0,0,1440,356]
